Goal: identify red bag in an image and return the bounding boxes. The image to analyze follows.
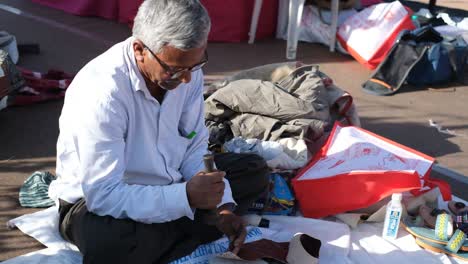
[292,122,451,218]
[337,1,415,69]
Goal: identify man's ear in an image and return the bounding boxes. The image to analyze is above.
[133,40,145,62]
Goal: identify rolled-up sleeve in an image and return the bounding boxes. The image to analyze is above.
[179,70,236,207]
[75,91,194,223]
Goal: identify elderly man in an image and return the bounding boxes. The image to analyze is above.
[49,0,269,263]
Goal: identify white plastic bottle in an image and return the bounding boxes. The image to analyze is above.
[382,193,403,240]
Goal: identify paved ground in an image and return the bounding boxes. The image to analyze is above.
[0,0,467,261]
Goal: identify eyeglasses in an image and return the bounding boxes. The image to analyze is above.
[144,45,208,79]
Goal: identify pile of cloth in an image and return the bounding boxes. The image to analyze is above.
[0,31,74,111]
[204,63,360,171]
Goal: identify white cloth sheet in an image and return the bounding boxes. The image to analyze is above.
[5,208,351,264]
[4,196,468,264]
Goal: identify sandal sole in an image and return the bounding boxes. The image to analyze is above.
[415,238,468,260]
[402,218,468,251]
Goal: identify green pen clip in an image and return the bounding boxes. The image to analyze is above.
[186,131,197,139]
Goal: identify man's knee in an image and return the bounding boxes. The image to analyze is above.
[80,239,136,264]
[70,212,139,264]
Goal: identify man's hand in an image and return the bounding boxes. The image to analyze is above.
[216,209,247,255]
[186,170,225,209]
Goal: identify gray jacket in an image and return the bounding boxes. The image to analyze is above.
[205,64,360,147]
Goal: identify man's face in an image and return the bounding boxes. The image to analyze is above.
[135,41,207,91]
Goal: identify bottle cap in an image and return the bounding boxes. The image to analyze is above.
[392,193,402,201]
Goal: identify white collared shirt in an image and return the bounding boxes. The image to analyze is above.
[49,37,235,224]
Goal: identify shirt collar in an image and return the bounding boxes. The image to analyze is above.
[125,37,155,101]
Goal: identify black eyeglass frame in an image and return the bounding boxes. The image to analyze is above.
[144,45,208,79]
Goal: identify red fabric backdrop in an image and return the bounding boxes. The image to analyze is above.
[202,0,278,42]
[31,0,278,42]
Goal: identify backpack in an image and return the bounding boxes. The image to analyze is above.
[362,26,468,96]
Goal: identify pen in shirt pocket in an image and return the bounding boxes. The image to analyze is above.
[178,127,196,139]
[186,131,196,139]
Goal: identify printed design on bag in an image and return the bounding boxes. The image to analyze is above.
[169,228,263,264]
[384,10,397,21]
[328,159,345,169]
[313,143,421,175]
[393,154,406,164]
[363,148,371,155]
[346,144,381,159]
[297,125,434,181]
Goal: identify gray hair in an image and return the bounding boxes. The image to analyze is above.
[132,0,211,53]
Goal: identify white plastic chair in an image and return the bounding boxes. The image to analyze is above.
[285,0,306,59]
[286,0,340,59]
[248,0,264,44]
[249,0,340,59]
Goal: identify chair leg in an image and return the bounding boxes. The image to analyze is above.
[428,0,437,15]
[276,0,289,39]
[286,0,305,60]
[329,0,340,52]
[248,0,264,44]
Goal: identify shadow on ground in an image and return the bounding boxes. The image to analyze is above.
[361,117,462,158]
[0,184,44,262]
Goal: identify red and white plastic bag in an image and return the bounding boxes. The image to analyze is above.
[337,1,415,69]
[292,122,451,218]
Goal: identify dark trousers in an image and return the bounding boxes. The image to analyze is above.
[58,153,269,264]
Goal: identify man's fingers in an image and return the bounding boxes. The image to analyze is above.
[237,223,247,242]
[200,171,225,183]
[232,219,241,230]
[231,244,241,255]
[213,181,225,193]
[227,234,236,251]
[205,195,222,209]
[231,223,247,255]
[188,170,227,209]
[213,187,224,194]
[231,237,243,255]
[235,223,247,244]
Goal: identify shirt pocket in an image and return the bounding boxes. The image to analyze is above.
[167,134,191,170]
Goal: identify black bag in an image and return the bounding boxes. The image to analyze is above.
[362,26,468,96]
